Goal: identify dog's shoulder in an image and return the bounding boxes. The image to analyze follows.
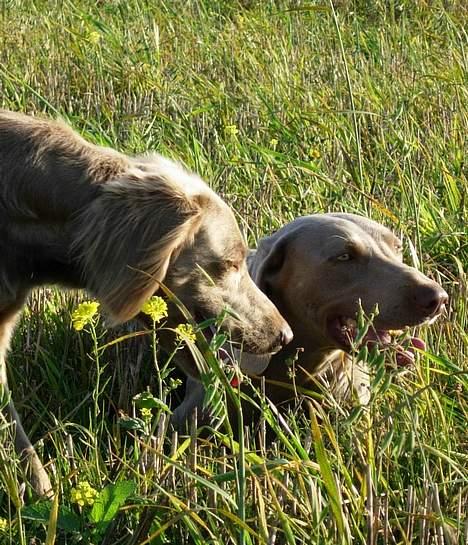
[0,111,130,219]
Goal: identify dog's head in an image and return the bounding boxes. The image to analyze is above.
[161,177,294,371]
[247,213,447,372]
[73,155,291,373]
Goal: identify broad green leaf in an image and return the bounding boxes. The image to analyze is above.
[89,481,136,534]
[133,391,171,413]
[118,415,146,431]
[22,502,81,533]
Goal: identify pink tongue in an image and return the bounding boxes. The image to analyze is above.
[410,337,426,351]
[396,336,426,367]
[396,350,415,367]
[364,330,392,345]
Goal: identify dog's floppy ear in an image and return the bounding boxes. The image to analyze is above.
[240,228,295,376]
[250,229,292,299]
[237,230,291,376]
[73,174,206,324]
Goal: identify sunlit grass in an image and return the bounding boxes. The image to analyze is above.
[0,1,466,543]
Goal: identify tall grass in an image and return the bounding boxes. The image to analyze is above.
[0,1,466,543]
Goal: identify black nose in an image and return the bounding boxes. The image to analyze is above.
[413,284,448,317]
[280,324,294,347]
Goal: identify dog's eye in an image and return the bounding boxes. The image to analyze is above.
[336,253,352,262]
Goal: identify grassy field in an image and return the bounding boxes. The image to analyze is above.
[0,1,467,543]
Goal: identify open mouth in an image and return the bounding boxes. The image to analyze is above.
[326,316,428,367]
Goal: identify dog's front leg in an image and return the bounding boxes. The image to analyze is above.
[1,315,53,499]
[171,376,207,433]
[3,394,54,499]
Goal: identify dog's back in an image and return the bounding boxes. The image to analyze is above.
[0,110,127,221]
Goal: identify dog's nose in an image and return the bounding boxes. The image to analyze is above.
[413,284,448,317]
[280,324,294,347]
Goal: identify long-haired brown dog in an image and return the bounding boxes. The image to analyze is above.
[0,110,292,496]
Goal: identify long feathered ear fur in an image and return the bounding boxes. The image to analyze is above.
[72,170,205,324]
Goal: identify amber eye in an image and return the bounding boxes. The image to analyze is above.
[336,253,352,262]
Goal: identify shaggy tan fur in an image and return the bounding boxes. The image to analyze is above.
[0,110,291,497]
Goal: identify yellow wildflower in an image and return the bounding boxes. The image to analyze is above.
[224,124,239,136]
[87,31,101,45]
[70,481,98,507]
[269,138,278,149]
[0,518,8,532]
[141,296,168,323]
[72,301,100,331]
[140,407,152,421]
[175,323,196,344]
[309,147,321,159]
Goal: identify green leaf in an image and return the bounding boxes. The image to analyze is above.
[118,414,146,431]
[89,481,136,534]
[133,391,171,412]
[22,502,81,533]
